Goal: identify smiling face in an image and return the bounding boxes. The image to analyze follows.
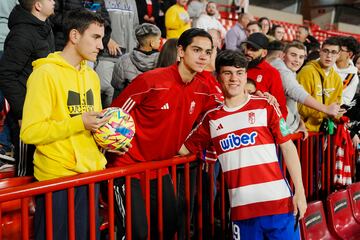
[218,66,247,98]
[283,47,306,72]
[74,22,104,62]
[178,36,213,73]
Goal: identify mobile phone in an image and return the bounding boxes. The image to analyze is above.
[340,104,350,110]
[294,212,300,231]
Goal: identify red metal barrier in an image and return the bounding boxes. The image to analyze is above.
[0,132,356,239]
[0,155,199,240]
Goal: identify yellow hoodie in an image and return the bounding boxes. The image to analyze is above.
[297,60,343,132]
[20,52,106,181]
[165,4,191,39]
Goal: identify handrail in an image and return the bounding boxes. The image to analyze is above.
[0,155,197,203]
[0,131,356,240]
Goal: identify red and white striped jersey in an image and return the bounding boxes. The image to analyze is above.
[107,64,222,178]
[185,95,294,220]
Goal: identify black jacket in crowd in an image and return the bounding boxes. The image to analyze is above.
[50,0,112,51]
[345,93,360,139]
[0,5,55,121]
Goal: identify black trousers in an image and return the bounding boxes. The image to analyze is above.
[34,184,100,240]
[114,174,178,240]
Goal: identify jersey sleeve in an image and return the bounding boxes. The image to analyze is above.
[202,71,224,108]
[269,69,288,119]
[267,103,292,144]
[184,114,212,154]
[111,73,149,113]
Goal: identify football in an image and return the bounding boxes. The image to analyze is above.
[93,107,135,150]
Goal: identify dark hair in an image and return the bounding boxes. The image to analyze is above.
[63,8,105,43]
[322,36,341,49]
[215,50,248,73]
[284,41,306,53]
[156,38,178,68]
[353,53,360,67]
[339,36,359,56]
[247,21,262,29]
[135,23,161,47]
[268,24,284,37]
[258,17,271,35]
[19,0,37,12]
[258,17,270,24]
[267,40,285,52]
[177,28,213,50]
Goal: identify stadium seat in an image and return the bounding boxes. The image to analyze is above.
[300,200,338,240]
[347,182,360,224]
[327,190,360,240]
[0,176,34,240]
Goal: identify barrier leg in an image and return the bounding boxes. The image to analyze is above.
[67,187,75,240]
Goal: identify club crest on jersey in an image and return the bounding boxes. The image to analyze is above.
[220,132,258,151]
[248,112,255,124]
[189,101,196,114]
[256,75,263,83]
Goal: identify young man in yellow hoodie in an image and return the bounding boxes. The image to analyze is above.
[297,37,343,132]
[20,9,111,239]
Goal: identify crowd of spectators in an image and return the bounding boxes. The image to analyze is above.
[0,0,359,239]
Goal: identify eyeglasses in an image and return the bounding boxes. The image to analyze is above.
[321,48,339,56]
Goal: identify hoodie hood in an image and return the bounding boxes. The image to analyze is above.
[33,52,89,72]
[271,58,294,75]
[8,5,51,38]
[333,60,358,75]
[130,49,159,72]
[306,60,337,78]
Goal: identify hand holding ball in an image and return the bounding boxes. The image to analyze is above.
[93,107,135,150]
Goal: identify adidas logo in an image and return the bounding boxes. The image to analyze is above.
[216,123,223,130]
[161,103,169,110]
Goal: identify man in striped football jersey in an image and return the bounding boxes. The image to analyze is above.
[179,50,307,240]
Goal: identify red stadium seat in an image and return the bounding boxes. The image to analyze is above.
[327,190,360,240]
[347,182,360,224]
[0,176,34,240]
[300,200,338,240]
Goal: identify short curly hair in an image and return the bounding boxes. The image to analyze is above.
[215,50,248,74]
[339,36,359,56]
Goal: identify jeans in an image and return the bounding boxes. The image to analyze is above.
[0,90,12,148]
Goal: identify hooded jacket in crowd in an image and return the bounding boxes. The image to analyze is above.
[297,60,343,132]
[111,49,159,95]
[20,52,106,181]
[333,61,359,105]
[0,5,55,121]
[271,58,309,133]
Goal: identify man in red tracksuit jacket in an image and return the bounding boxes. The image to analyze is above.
[109,28,222,240]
